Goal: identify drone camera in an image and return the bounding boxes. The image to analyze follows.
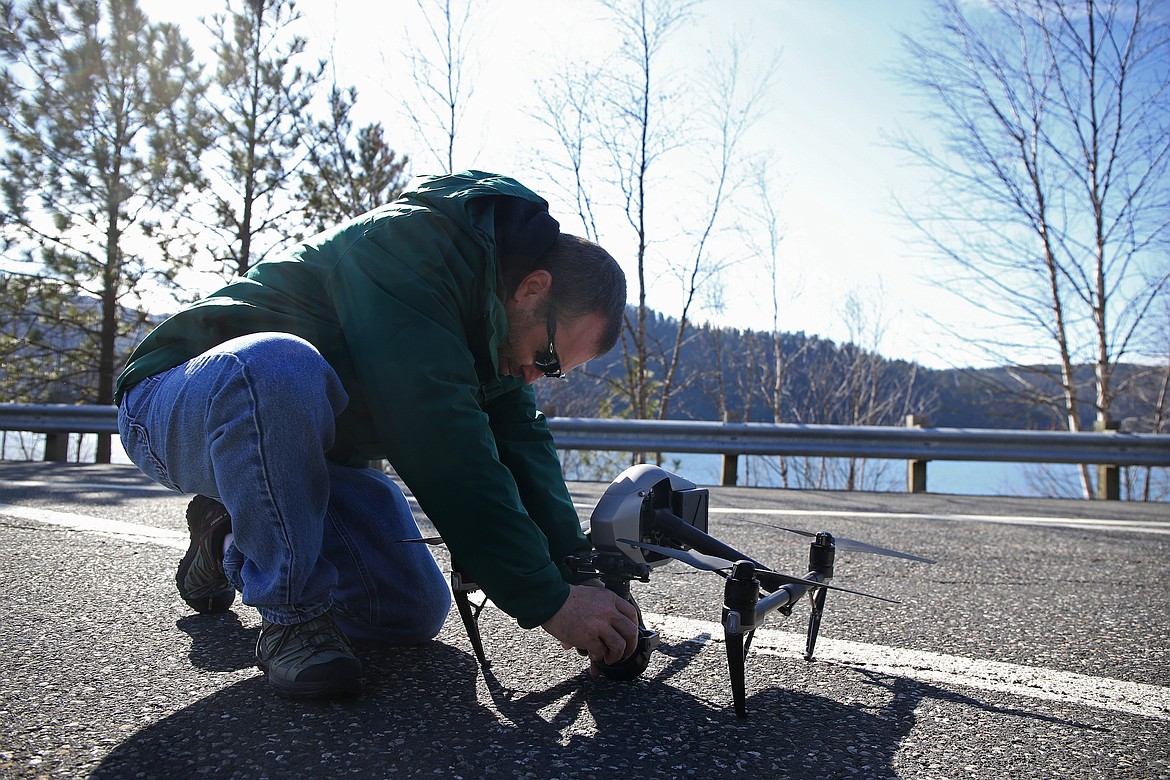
[637,475,710,564]
[641,474,709,538]
[667,480,709,536]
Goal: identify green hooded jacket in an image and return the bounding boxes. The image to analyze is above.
[116,171,592,629]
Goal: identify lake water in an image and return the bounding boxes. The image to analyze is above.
[5,432,1165,500]
[650,452,1063,495]
[572,451,1167,500]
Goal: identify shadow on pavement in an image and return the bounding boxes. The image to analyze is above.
[176,612,260,673]
[91,640,492,779]
[91,631,1102,779]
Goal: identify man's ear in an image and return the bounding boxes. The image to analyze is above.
[512,269,553,303]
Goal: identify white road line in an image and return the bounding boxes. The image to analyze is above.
[2,499,1166,722]
[643,612,1170,722]
[0,502,187,549]
[577,503,1170,535]
[707,507,1170,536]
[0,478,173,492]
[6,478,1164,535]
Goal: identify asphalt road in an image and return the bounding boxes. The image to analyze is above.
[1,461,1167,779]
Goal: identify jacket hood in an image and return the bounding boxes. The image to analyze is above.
[403,171,561,295]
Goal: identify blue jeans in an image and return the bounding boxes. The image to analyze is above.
[117,332,451,642]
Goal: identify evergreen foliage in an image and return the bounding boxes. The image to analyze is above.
[298,86,411,233]
[202,0,324,275]
[0,0,210,460]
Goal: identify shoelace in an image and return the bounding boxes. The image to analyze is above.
[265,616,349,656]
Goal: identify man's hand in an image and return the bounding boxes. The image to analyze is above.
[541,581,640,673]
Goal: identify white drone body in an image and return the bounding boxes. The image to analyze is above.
[586,463,710,568]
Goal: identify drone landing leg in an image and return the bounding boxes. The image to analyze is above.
[804,586,827,661]
[451,560,491,670]
[723,561,760,718]
[726,629,747,718]
[453,589,490,669]
[804,533,836,661]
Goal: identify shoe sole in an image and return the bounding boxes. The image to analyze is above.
[174,565,235,613]
[259,660,363,699]
[177,499,235,613]
[267,676,363,699]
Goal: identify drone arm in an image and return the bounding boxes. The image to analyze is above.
[753,571,826,623]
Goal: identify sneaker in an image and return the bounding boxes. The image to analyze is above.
[256,613,363,698]
[176,495,235,613]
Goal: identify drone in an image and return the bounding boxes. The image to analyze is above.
[412,463,934,718]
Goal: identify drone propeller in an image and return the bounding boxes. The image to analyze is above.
[740,520,936,564]
[398,536,445,545]
[618,539,736,573]
[619,539,900,603]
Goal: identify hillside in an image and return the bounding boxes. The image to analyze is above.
[535,309,1167,433]
[3,284,1163,435]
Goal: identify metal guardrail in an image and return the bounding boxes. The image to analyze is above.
[2,403,1168,498]
[0,404,120,435]
[544,417,1170,466]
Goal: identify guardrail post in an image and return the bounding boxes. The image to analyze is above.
[43,432,69,462]
[721,453,738,486]
[906,415,928,494]
[1094,419,1120,500]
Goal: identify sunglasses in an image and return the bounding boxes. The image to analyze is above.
[533,301,566,379]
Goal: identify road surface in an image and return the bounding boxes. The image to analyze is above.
[1,461,1167,779]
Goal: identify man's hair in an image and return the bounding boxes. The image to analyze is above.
[538,234,627,354]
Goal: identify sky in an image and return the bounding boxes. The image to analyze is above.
[135,0,994,369]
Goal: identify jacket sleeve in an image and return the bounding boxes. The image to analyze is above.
[486,384,594,580]
[326,208,571,629]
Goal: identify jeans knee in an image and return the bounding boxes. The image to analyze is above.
[417,587,453,640]
[337,586,451,645]
[213,333,348,418]
[234,334,333,389]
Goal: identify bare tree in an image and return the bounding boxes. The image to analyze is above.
[1121,298,1169,500]
[745,162,801,486]
[541,1,774,439]
[740,289,933,491]
[593,0,693,425]
[533,62,604,242]
[895,0,1170,497]
[656,43,774,421]
[399,0,475,173]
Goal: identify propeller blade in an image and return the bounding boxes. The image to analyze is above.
[838,538,936,564]
[621,540,900,603]
[398,536,445,546]
[618,539,735,572]
[741,520,936,564]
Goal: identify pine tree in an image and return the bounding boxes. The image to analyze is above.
[203,0,324,277]
[299,85,411,233]
[0,0,210,462]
